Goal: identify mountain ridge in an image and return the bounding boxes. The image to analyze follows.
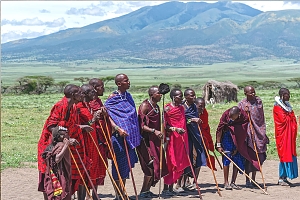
[2,1,300,64]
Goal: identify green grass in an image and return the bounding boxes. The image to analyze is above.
[1,88,300,170]
[1,58,300,87]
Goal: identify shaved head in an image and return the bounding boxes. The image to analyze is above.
[64,84,79,98]
[148,85,159,96]
[279,88,289,96]
[81,84,93,93]
[115,73,127,85]
[244,85,254,93]
[89,78,103,87]
[195,97,205,104]
[229,106,240,117]
[184,88,194,97]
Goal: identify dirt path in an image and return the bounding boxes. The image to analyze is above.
[2,159,300,200]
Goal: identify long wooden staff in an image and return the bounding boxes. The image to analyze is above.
[221,152,269,195]
[99,120,129,200]
[123,137,139,200]
[213,151,223,170]
[246,109,267,191]
[158,94,165,199]
[197,124,222,197]
[73,148,100,200]
[180,136,203,200]
[87,132,124,200]
[68,147,92,199]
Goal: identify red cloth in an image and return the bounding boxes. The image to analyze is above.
[216,109,259,170]
[77,102,107,187]
[38,97,85,193]
[273,105,298,162]
[163,103,190,185]
[199,109,216,171]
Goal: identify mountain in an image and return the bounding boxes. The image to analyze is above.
[2,1,300,64]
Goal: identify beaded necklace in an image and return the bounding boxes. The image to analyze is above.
[116,90,127,100]
[148,99,159,113]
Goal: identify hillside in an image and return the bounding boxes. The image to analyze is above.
[2,1,300,64]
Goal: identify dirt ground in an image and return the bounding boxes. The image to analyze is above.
[2,159,300,200]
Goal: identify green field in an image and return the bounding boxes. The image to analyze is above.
[1,59,300,87]
[1,88,300,170]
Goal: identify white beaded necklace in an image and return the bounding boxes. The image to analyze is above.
[148,99,159,113]
[116,90,127,100]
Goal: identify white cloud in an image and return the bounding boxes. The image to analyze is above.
[1,17,65,27]
[39,9,50,14]
[66,4,107,16]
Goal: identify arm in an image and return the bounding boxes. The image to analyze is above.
[140,102,163,139]
[108,116,128,137]
[55,139,70,163]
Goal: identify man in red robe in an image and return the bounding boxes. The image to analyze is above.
[273,88,298,186]
[162,88,190,195]
[195,97,216,171]
[77,83,107,199]
[38,84,93,199]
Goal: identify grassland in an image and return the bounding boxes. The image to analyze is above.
[1,58,300,87]
[1,88,300,171]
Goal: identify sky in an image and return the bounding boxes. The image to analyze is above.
[1,1,300,44]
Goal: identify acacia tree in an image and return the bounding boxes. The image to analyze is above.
[16,76,54,94]
[74,77,89,85]
[101,76,115,86]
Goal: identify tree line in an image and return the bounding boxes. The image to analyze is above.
[1,76,300,95]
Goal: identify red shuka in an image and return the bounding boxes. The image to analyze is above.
[199,109,216,171]
[77,102,107,187]
[163,103,190,185]
[273,105,298,162]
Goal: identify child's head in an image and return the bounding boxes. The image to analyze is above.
[52,126,69,143]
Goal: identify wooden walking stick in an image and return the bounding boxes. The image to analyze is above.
[221,152,269,195]
[197,124,222,197]
[123,137,139,200]
[87,132,125,200]
[68,147,92,199]
[213,151,223,170]
[157,83,170,199]
[245,107,267,191]
[73,148,100,200]
[181,136,203,200]
[99,120,129,200]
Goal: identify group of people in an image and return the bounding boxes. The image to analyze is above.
[37,73,298,200]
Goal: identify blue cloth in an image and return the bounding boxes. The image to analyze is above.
[184,103,207,169]
[222,130,245,173]
[279,156,298,180]
[111,132,138,180]
[105,91,141,149]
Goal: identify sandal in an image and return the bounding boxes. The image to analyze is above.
[224,183,232,190]
[139,191,150,198]
[230,182,242,190]
[161,190,174,197]
[245,181,253,188]
[147,191,159,198]
[278,179,292,186]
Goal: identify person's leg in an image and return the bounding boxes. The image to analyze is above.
[140,175,152,193]
[230,166,242,190]
[194,167,201,183]
[43,192,48,200]
[77,185,86,200]
[92,185,99,200]
[175,175,184,189]
[223,165,229,186]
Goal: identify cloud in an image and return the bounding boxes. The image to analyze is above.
[1,30,48,43]
[283,1,300,5]
[1,17,65,28]
[114,6,133,14]
[126,1,151,7]
[39,9,50,13]
[66,4,107,16]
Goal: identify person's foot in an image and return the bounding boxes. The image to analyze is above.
[147,191,159,198]
[139,191,150,198]
[173,186,185,193]
[161,190,174,197]
[224,183,232,190]
[230,182,242,190]
[245,181,253,188]
[278,179,293,186]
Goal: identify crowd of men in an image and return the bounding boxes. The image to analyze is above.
[37,73,298,200]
